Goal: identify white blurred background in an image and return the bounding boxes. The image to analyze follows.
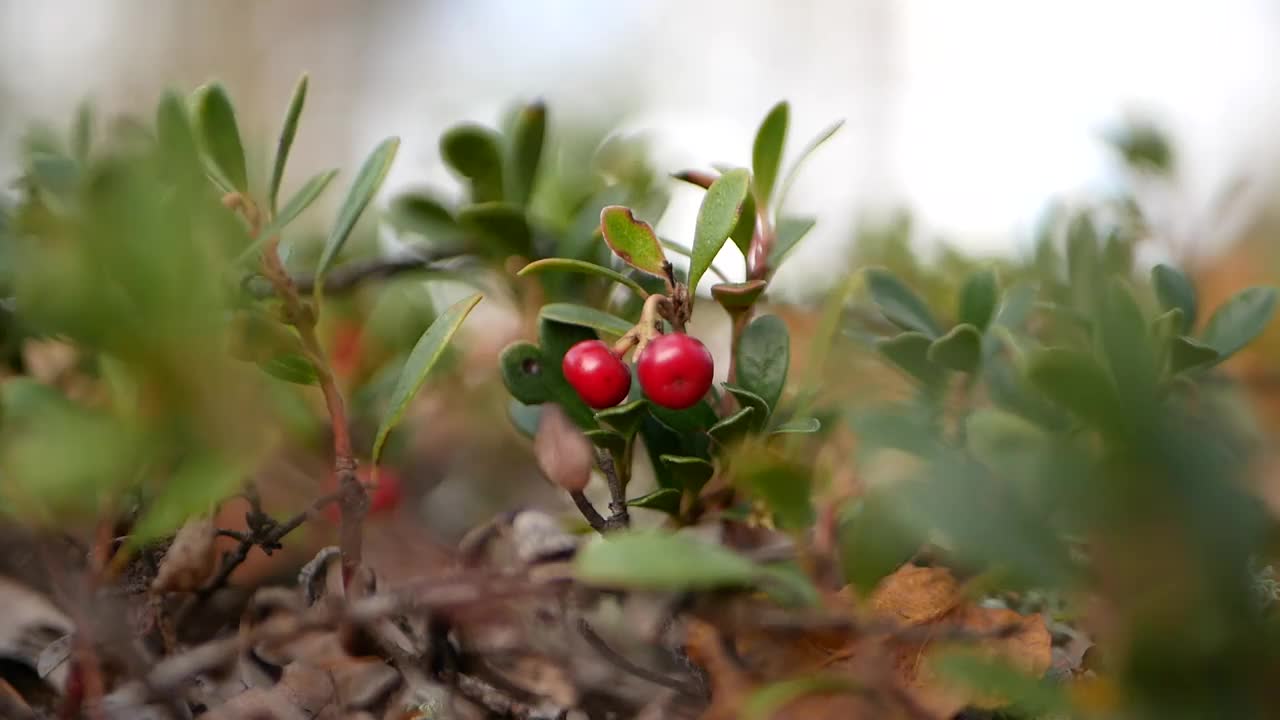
[4,0,1279,295]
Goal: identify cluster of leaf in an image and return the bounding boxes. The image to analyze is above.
[499,102,839,525]
[842,208,1280,716]
[0,78,478,538]
[385,101,669,308]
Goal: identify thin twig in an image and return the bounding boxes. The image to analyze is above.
[227,192,367,589]
[577,620,702,697]
[596,449,629,531]
[248,252,469,299]
[569,491,608,534]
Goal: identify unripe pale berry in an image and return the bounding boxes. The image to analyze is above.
[637,333,714,410]
[562,339,631,409]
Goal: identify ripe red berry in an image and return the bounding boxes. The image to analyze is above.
[324,466,403,523]
[562,339,631,409]
[637,333,714,410]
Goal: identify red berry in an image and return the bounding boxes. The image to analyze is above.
[637,333,714,409]
[562,340,631,409]
[324,466,403,523]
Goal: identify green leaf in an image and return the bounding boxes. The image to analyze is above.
[729,190,757,255]
[775,118,844,211]
[458,202,531,258]
[771,417,821,435]
[71,100,93,163]
[498,342,549,405]
[659,455,715,495]
[708,407,755,446]
[711,280,767,311]
[518,258,648,298]
[315,137,400,293]
[744,676,861,720]
[1025,348,1121,434]
[575,531,760,590]
[269,73,308,214]
[1170,336,1220,374]
[584,428,626,456]
[722,384,770,430]
[371,294,482,466]
[736,453,814,529]
[737,314,790,412]
[752,101,789,205]
[1098,280,1157,402]
[1152,264,1197,333]
[866,267,940,336]
[599,205,668,277]
[958,267,999,330]
[931,653,1071,717]
[1066,213,1099,313]
[262,169,338,237]
[192,83,247,192]
[876,332,944,388]
[389,192,456,237]
[507,101,545,206]
[927,324,982,372]
[1200,286,1278,361]
[839,489,919,593]
[440,123,504,202]
[627,488,682,515]
[965,408,1048,471]
[690,168,752,290]
[259,353,318,385]
[539,303,633,337]
[767,216,815,272]
[132,454,243,543]
[595,399,648,438]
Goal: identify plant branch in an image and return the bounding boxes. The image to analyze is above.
[577,619,701,696]
[247,252,469,299]
[569,491,608,534]
[747,203,774,281]
[225,192,366,588]
[596,449,629,531]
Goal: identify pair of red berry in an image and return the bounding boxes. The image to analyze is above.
[563,333,714,410]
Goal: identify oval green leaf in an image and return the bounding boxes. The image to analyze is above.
[1169,335,1219,374]
[927,323,982,372]
[708,406,755,446]
[775,118,844,212]
[441,123,505,203]
[261,169,338,240]
[315,137,400,294]
[627,488,682,516]
[1152,264,1197,333]
[600,205,668,277]
[690,169,751,291]
[192,82,247,192]
[752,101,789,206]
[1200,286,1278,361]
[259,353,318,385]
[659,455,715,495]
[518,258,648,298]
[371,293,482,466]
[958,267,999,330]
[508,101,545,206]
[737,313,790,412]
[595,398,648,439]
[771,417,821,435]
[269,73,308,214]
[722,383,770,430]
[711,279,767,311]
[866,267,940,337]
[575,531,760,590]
[1025,348,1121,435]
[458,202,531,258]
[539,303,634,338]
[876,332,944,388]
[767,216,816,272]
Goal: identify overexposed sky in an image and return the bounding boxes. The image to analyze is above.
[4,0,1280,294]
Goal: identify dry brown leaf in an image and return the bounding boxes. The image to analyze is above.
[533,404,594,494]
[868,564,962,626]
[150,516,217,594]
[690,564,1053,720]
